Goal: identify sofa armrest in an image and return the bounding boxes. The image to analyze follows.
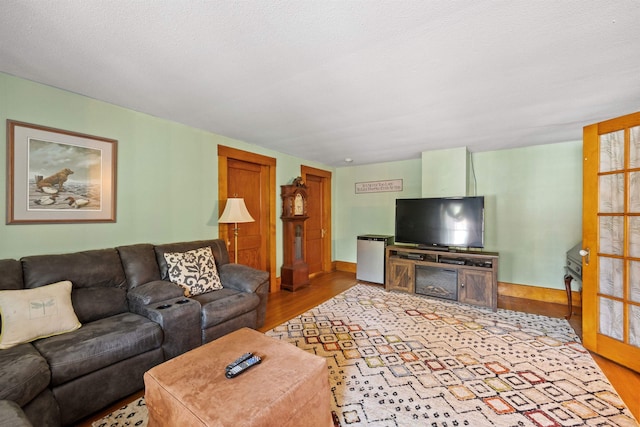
[219,264,269,328]
[127,280,184,308]
[219,264,269,294]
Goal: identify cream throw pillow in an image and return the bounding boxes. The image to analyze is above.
[0,280,81,349]
[164,246,223,297]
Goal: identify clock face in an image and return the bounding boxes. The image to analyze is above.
[294,193,304,215]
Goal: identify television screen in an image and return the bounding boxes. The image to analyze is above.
[395,197,485,249]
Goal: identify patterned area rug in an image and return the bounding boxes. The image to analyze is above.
[266,284,637,427]
[92,397,146,427]
[94,284,638,427]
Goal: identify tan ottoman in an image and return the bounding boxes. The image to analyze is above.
[144,327,332,427]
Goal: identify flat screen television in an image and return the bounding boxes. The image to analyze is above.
[395,196,485,249]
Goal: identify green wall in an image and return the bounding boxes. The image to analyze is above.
[335,141,583,290]
[2,73,583,291]
[421,147,468,197]
[334,159,422,259]
[473,142,583,289]
[0,73,332,268]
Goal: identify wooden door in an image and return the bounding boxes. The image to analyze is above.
[218,146,277,292]
[583,111,640,373]
[225,159,265,268]
[301,166,332,276]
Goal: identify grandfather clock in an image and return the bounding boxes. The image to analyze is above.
[280,178,309,291]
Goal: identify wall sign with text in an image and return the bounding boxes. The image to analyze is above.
[355,179,403,194]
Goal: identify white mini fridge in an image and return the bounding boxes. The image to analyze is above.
[356,235,394,284]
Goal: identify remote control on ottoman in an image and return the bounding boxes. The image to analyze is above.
[225,352,253,372]
[225,355,262,379]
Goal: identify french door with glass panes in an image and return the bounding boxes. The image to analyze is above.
[582,111,640,373]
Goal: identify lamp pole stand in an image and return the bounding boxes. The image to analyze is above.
[231,222,239,264]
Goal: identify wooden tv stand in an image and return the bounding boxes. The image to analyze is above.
[385,245,499,311]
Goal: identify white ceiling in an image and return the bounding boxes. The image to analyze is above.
[1,1,639,166]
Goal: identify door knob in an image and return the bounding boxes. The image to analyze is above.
[579,248,590,265]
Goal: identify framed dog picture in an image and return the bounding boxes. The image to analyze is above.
[6,120,117,224]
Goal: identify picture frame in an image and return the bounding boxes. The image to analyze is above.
[6,120,117,224]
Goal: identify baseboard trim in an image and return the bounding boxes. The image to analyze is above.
[335,261,356,273]
[499,281,581,307]
[335,261,581,307]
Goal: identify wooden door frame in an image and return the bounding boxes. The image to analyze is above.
[301,165,332,274]
[218,145,277,292]
[582,122,598,351]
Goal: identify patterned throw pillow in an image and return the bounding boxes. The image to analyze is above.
[163,246,222,297]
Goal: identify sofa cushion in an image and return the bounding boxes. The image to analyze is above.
[21,248,127,290]
[117,244,162,289]
[33,312,162,386]
[71,287,128,324]
[21,249,129,323]
[0,259,23,291]
[193,289,260,329]
[0,343,50,405]
[0,281,81,349]
[164,246,222,297]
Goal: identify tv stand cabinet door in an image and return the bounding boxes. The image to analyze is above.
[458,269,496,310]
[386,257,414,293]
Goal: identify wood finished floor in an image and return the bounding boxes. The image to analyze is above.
[76,271,640,425]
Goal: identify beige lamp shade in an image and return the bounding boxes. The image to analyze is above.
[218,198,254,223]
[218,198,254,264]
